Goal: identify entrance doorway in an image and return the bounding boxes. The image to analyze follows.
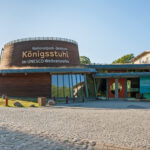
[127,78,139,98]
[95,78,107,99]
[109,78,125,99]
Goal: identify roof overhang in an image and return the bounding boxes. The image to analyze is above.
[93,72,150,78]
[85,64,150,70]
[0,68,96,74]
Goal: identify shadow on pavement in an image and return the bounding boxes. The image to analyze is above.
[55,100,150,110]
[0,126,74,150]
[0,126,143,150]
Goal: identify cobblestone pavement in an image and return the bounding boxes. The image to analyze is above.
[0,101,150,150]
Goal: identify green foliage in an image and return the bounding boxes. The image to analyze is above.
[52,85,70,97]
[0,98,39,107]
[112,53,134,64]
[58,87,64,97]
[52,85,57,97]
[64,86,70,97]
[80,56,91,65]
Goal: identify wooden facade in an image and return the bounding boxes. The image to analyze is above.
[0,73,51,97]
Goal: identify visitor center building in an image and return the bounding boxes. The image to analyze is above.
[0,37,150,100]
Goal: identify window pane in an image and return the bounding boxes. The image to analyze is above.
[80,74,86,97]
[58,75,64,97]
[87,74,95,97]
[52,75,57,97]
[127,78,139,98]
[72,74,77,97]
[64,74,70,97]
[76,74,82,97]
[69,74,73,97]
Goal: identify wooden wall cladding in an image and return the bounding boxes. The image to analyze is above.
[0,73,51,97]
[1,40,80,69]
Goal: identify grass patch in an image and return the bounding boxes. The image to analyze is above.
[7,97,38,103]
[0,98,39,107]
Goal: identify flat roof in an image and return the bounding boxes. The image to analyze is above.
[0,68,96,74]
[94,72,150,78]
[86,64,150,70]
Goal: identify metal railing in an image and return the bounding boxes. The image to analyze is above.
[4,37,78,46]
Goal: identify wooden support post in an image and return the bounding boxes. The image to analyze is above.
[5,96,8,106]
[53,96,56,102]
[66,96,69,104]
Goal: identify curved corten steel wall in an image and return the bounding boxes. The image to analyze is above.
[1,38,80,69]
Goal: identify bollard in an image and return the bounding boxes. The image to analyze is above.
[82,96,85,103]
[5,96,8,106]
[53,96,56,102]
[73,96,75,103]
[66,96,69,104]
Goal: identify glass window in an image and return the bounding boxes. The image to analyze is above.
[127,78,139,98]
[58,75,64,97]
[146,57,149,63]
[64,74,70,97]
[69,74,73,97]
[52,73,88,98]
[87,75,95,97]
[110,82,122,95]
[72,74,77,97]
[80,74,86,97]
[52,75,57,97]
[76,74,81,97]
[139,59,142,64]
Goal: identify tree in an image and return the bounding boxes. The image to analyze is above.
[80,56,91,65]
[112,53,134,64]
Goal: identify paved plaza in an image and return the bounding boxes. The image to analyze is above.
[0,100,150,150]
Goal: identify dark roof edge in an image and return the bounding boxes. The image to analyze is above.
[0,68,96,74]
[94,72,150,78]
[85,64,150,70]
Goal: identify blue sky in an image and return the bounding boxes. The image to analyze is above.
[0,0,150,63]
